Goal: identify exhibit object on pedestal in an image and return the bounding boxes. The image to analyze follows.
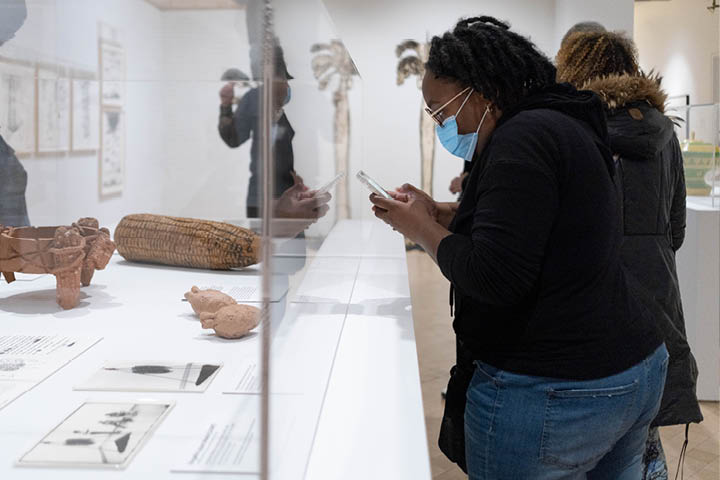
[0,217,116,309]
[396,39,435,197]
[681,132,719,195]
[311,39,358,220]
[200,303,261,339]
[184,285,237,315]
[114,214,260,270]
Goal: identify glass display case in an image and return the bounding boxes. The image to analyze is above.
[669,102,720,207]
[0,1,427,479]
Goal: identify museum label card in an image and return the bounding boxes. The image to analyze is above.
[0,335,102,410]
[18,401,173,469]
[75,361,222,393]
[171,417,260,474]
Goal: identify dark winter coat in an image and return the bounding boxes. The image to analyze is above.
[584,73,703,427]
[438,84,664,470]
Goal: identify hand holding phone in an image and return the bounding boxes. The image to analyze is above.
[356,170,392,199]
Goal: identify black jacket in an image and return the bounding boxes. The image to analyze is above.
[218,87,295,212]
[438,84,663,469]
[438,84,662,379]
[586,73,703,427]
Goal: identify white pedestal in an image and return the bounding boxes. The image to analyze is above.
[676,197,720,401]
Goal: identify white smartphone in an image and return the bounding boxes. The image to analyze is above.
[316,172,345,195]
[356,170,392,199]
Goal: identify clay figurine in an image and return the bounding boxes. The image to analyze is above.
[200,304,260,339]
[0,218,116,309]
[74,218,116,286]
[184,286,237,315]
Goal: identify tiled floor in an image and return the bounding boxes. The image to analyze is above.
[406,250,720,480]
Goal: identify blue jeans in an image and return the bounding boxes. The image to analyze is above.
[465,344,668,480]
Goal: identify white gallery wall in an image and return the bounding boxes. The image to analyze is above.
[5,0,166,226]
[159,9,254,221]
[5,1,262,226]
[323,0,635,215]
[635,0,719,106]
[5,0,344,227]
[554,0,634,48]
[4,0,636,227]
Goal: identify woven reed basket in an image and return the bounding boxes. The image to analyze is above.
[114,214,261,270]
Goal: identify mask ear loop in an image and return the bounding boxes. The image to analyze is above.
[463,104,493,163]
[474,104,491,135]
[454,88,475,117]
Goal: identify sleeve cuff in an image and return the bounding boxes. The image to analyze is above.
[220,105,233,116]
[437,233,471,283]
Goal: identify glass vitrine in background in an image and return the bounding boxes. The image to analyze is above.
[670,102,720,207]
[257,0,373,478]
[0,0,267,477]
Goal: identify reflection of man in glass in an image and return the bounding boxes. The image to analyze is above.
[0,0,30,227]
[218,46,327,221]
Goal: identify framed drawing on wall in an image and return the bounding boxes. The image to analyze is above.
[70,72,99,152]
[0,57,36,156]
[99,107,124,196]
[37,65,71,153]
[99,41,124,107]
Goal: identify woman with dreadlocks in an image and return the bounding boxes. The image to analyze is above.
[370,16,668,479]
[557,31,703,480]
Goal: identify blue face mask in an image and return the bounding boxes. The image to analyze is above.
[435,89,490,162]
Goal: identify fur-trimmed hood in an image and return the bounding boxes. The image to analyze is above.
[581,72,668,114]
[581,73,674,161]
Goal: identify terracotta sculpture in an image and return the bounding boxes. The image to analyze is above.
[311,39,359,220]
[0,217,116,309]
[200,304,261,339]
[184,286,237,315]
[114,214,260,270]
[396,39,435,198]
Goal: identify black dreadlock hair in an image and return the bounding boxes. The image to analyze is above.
[426,16,557,112]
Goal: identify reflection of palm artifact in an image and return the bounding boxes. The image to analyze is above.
[200,304,261,339]
[396,39,435,197]
[0,217,116,309]
[311,40,359,220]
[184,285,236,315]
[114,214,260,270]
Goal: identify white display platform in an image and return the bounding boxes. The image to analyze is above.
[0,219,431,479]
[676,197,720,401]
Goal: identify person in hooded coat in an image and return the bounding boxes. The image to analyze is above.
[556,30,703,480]
[369,16,668,479]
[0,0,30,227]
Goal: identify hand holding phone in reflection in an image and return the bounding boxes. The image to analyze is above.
[274,183,331,220]
[219,82,234,107]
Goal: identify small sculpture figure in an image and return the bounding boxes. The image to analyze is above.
[199,304,260,339]
[184,286,237,315]
[0,218,116,309]
[50,226,85,309]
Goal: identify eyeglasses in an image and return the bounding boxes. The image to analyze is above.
[424,86,473,127]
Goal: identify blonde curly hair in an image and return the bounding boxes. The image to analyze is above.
[556,31,639,88]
